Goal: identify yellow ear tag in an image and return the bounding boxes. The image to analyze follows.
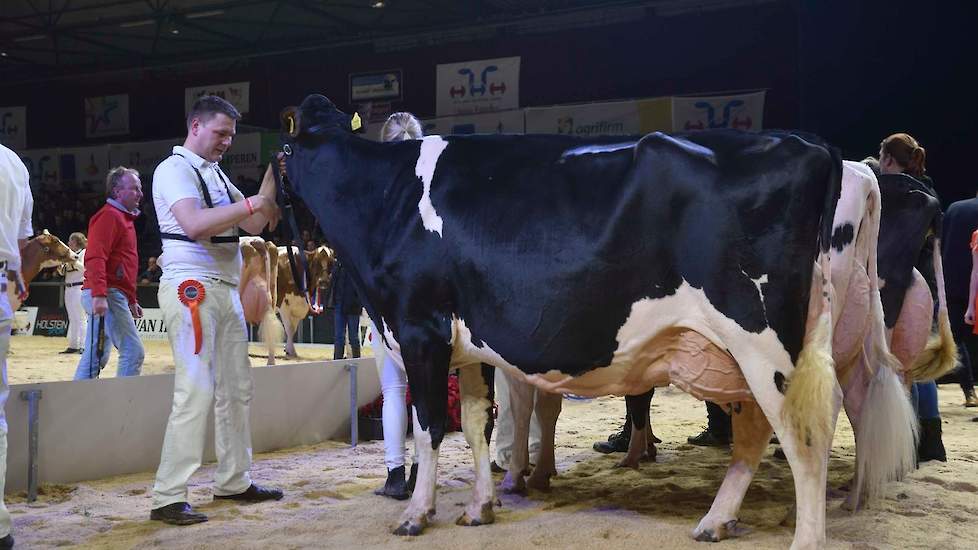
[351,112,362,131]
[288,115,295,136]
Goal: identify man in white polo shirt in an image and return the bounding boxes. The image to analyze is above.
[0,142,34,549]
[150,95,281,525]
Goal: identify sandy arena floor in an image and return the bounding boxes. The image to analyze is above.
[4,335,978,549]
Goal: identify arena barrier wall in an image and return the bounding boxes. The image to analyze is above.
[4,358,380,493]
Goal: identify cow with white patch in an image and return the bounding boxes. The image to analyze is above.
[275,244,334,358]
[239,236,284,365]
[279,94,894,549]
[6,230,78,311]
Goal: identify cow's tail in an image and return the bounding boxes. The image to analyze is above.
[854,170,918,506]
[783,252,836,454]
[782,142,842,454]
[908,227,958,381]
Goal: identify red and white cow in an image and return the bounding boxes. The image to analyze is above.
[275,245,335,358]
[239,236,284,365]
[7,230,77,312]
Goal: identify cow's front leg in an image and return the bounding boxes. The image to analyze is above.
[394,324,452,536]
[526,390,561,491]
[395,405,440,535]
[456,364,496,526]
[499,370,535,495]
[618,389,656,469]
[693,400,769,542]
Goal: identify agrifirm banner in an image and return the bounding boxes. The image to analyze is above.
[0,106,26,150]
[135,308,168,341]
[422,110,525,136]
[637,97,673,134]
[84,94,130,138]
[436,56,520,117]
[671,91,765,132]
[185,81,250,116]
[524,100,640,137]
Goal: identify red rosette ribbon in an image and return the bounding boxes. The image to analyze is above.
[178,279,206,355]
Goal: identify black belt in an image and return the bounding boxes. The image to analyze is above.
[160,232,240,244]
[65,282,83,287]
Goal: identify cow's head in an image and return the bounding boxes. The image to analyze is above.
[33,230,78,269]
[305,245,336,314]
[279,94,362,198]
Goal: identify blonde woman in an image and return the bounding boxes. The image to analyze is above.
[60,232,87,354]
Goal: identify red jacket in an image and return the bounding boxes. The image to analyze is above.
[83,200,139,304]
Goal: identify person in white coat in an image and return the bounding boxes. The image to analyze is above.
[149,95,282,525]
[0,142,35,549]
[59,232,87,354]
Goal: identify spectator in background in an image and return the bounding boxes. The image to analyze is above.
[60,232,87,354]
[330,259,362,360]
[305,239,317,253]
[139,256,163,284]
[74,166,146,381]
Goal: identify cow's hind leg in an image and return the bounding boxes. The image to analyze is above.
[499,370,535,495]
[526,390,561,491]
[395,405,440,535]
[456,364,496,527]
[618,389,656,469]
[692,400,770,541]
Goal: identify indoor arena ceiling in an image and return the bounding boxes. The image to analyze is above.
[0,0,775,84]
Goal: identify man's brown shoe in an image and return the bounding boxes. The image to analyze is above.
[214,484,283,503]
[150,502,208,525]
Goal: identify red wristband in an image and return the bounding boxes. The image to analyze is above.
[245,197,255,215]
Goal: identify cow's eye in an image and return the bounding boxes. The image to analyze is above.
[43,246,50,253]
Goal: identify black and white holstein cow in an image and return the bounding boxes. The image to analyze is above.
[280,94,894,549]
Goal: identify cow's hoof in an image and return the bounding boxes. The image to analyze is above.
[499,473,526,495]
[456,503,494,526]
[393,520,426,536]
[526,467,555,491]
[693,519,748,542]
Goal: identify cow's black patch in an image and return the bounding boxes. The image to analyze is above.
[831,223,854,252]
[774,372,787,394]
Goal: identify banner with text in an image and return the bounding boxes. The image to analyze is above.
[59,146,111,191]
[422,110,525,136]
[32,307,68,337]
[437,56,520,117]
[0,106,26,150]
[19,148,60,193]
[135,308,168,341]
[218,132,263,194]
[85,94,130,138]
[671,91,765,132]
[525,100,641,137]
[185,81,250,116]
[108,138,178,181]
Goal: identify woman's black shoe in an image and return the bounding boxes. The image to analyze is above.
[375,465,410,500]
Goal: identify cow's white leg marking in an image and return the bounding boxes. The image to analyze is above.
[499,371,534,495]
[456,365,496,527]
[693,400,770,542]
[395,405,439,536]
[525,391,561,491]
[415,136,447,237]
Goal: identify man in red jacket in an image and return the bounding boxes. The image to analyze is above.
[74,166,146,380]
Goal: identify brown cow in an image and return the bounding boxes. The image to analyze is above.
[276,245,335,358]
[239,236,283,365]
[7,230,77,311]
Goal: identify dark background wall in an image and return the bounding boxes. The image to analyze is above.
[1,0,974,203]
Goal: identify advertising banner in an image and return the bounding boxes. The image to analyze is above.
[185,81,250,115]
[218,132,263,194]
[13,307,38,336]
[84,94,130,138]
[671,91,765,132]
[525,100,640,137]
[436,56,520,116]
[422,110,525,136]
[0,106,26,150]
[135,308,168,341]
[107,138,177,181]
[32,307,69,337]
[59,145,111,191]
[350,70,403,103]
[19,148,60,193]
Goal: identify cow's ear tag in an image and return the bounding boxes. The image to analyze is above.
[351,112,362,132]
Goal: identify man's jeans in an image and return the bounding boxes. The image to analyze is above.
[74,288,145,380]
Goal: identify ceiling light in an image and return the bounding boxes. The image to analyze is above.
[371,1,386,8]
[1,52,7,57]
[119,19,155,28]
[170,28,180,34]
[186,10,225,19]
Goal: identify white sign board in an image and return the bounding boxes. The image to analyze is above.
[524,100,641,137]
[422,110,525,135]
[185,81,250,116]
[84,94,130,138]
[0,106,26,150]
[135,308,168,341]
[436,56,520,116]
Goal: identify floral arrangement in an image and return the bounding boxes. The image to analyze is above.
[358,373,462,432]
